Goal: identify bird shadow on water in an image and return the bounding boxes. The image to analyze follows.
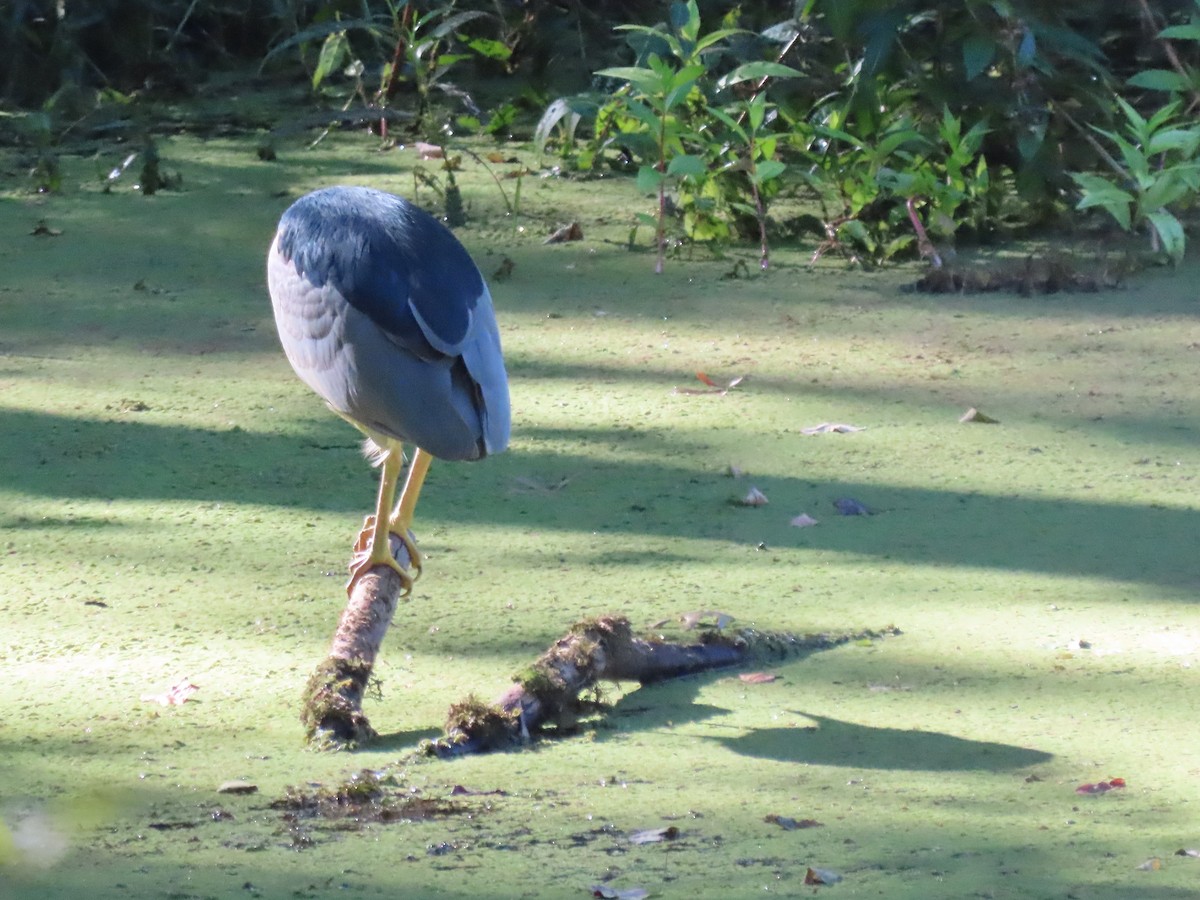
[713,711,1053,771]
[607,676,1050,772]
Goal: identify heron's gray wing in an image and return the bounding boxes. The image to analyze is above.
[277,189,483,361]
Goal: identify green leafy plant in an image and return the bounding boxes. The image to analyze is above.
[1126,0,1200,101]
[585,1,800,271]
[594,1,741,272]
[706,92,788,269]
[1070,97,1200,264]
[795,96,929,266]
[597,54,708,272]
[265,1,502,139]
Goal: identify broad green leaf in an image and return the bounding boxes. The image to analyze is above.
[637,165,665,193]
[1071,173,1133,230]
[672,0,701,45]
[312,31,349,90]
[694,28,746,54]
[596,66,668,96]
[1144,100,1182,136]
[1145,209,1186,264]
[465,37,512,61]
[813,124,863,148]
[1115,96,1150,141]
[622,99,662,132]
[747,93,767,131]
[661,64,706,110]
[1127,69,1190,92]
[1109,132,1150,182]
[1141,167,1200,210]
[705,105,745,139]
[876,166,919,194]
[883,234,915,260]
[939,106,962,144]
[667,154,707,177]
[1148,127,1200,156]
[876,129,924,158]
[961,119,990,155]
[261,16,377,66]
[754,159,786,183]
[1158,23,1200,41]
[429,9,489,41]
[838,219,874,249]
[716,61,803,90]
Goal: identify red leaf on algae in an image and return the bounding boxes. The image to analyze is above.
[1075,777,1126,794]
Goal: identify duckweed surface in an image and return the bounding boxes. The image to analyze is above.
[1,133,1198,899]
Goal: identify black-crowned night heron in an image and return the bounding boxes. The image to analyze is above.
[267,185,510,595]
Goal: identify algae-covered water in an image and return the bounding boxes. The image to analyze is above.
[1,133,1198,899]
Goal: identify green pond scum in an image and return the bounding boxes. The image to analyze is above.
[0,133,1198,899]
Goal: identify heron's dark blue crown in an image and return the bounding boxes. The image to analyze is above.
[276,186,483,359]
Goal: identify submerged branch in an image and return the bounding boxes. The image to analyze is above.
[422,616,901,758]
[300,535,412,750]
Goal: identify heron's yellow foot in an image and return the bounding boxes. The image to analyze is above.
[346,515,421,597]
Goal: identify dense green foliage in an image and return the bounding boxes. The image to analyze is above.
[5,0,1200,263]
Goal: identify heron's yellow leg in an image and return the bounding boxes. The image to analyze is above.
[347,446,414,596]
[386,447,433,581]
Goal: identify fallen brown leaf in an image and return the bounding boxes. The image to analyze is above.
[411,141,444,159]
[544,222,583,244]
[805,866,843,885]
[801,422,864,435]
[739,672,778,684]
[142,678,198,706]
[959,407,1000,424]
[675,373,747,395]
[628,825,679,845]
[738,487,768,507]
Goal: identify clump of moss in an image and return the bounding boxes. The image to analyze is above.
[300,657,377,749]
[446,695,519,743]
[271,770,467,835]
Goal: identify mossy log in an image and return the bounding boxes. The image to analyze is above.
[422,616,901,758]
[299,534,898,753]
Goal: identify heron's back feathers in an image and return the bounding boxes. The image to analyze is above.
[268,186,510,460]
